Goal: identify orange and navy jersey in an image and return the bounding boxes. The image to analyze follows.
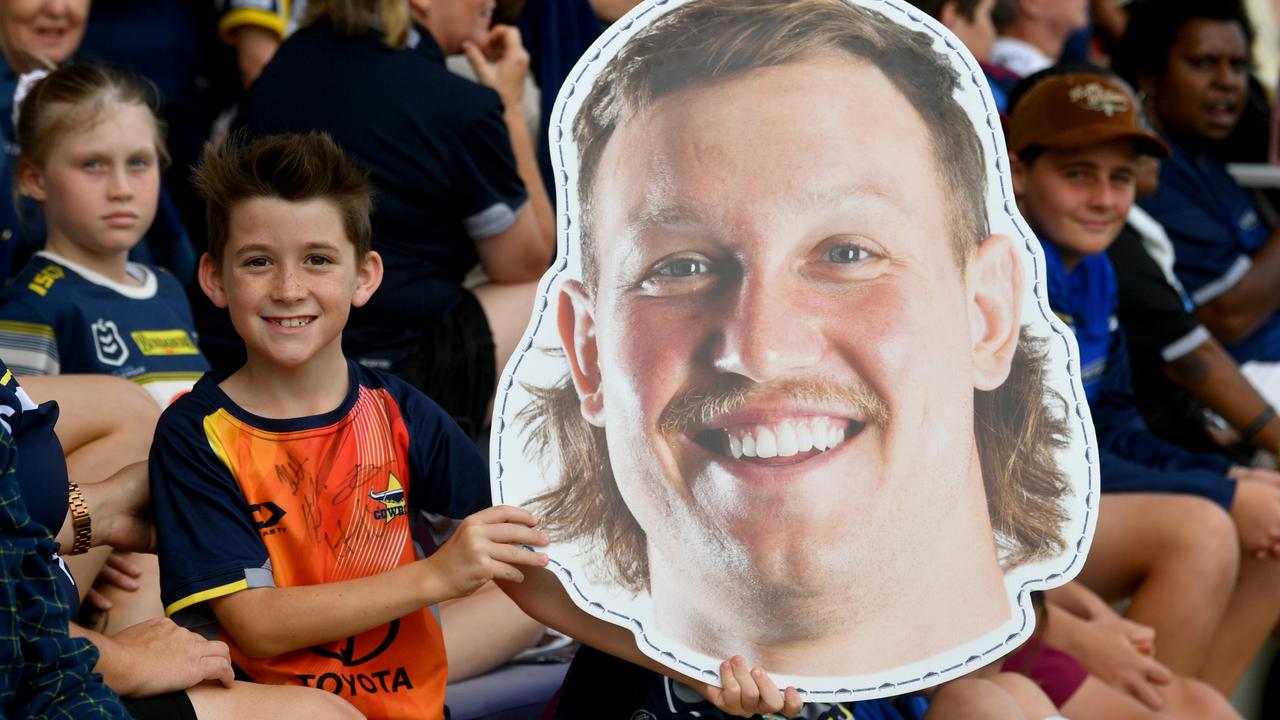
[150,361,488,719]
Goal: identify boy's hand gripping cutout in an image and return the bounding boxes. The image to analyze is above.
[425,504,550,598]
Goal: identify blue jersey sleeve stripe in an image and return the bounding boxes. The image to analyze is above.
[1190,255,1252,305]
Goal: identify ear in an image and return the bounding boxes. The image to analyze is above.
[351,250,384,308]
[1010,153,1029,197]
[407,0,431,22]
[938,1,961,31]
[17,158,46,202]
[197,252,228,309]
[967,234,1023,391]
[557,279,605,427]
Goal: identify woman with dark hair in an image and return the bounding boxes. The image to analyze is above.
[1114,1,1280,367]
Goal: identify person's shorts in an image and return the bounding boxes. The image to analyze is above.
[401,289,497,441]
[123,690,197,720]
[1001,638,1088,708]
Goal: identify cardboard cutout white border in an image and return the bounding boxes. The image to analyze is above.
[491,0,1098,700]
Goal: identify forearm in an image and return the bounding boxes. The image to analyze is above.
[1039,602,1094,657]
[1043,582,1107,620]
[1199,230,1280,343]
[1165,339,1280,451]
[498,567,713,693]
[212,558,449,658]
[55,462,148,553]
[70,622,140,696]
[502,105,555,249]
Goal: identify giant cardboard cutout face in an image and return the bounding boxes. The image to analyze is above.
[493,0,1096,699]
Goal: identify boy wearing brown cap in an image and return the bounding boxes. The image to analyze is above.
[1009,69,1280,708]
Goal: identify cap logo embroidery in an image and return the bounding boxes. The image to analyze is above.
[1068,82,1129,117]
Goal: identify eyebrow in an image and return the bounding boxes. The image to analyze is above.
[233,240,343,256]
[625,182,905,235]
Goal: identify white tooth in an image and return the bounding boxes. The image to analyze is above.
[728,433,742,459]
[828,425,844,448]
[755,426,778,458]
[776,422,798,457]
[742,432,757,458]
[796,422,814,452]
[812,424,829,451]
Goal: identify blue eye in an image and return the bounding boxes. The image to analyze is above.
[656,257,709,277]
[826,244,871,264]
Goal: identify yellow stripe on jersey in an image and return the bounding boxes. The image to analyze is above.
[131,371,205,385]
[165,577,250,617]
[0,320,55,339]
[1,370,12,386]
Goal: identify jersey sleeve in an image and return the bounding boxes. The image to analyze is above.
[396,381,491,520]
[149,400,272,623]
[1108,227,1210,364]
[0,296,60,376]
[449,96,530,242]
[1139,170,1257,307]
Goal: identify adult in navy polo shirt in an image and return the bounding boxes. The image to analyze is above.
[230,0,554,439]
[1117,2,1280,366]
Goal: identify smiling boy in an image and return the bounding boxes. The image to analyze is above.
[146,133,549,719]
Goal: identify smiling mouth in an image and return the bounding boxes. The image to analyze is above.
[268,317,314,328]
[694,416,864,463]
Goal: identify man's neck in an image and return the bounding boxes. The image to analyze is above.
[1001,20,1068,62]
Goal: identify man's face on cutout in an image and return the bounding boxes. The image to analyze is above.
[561,54,1019,595]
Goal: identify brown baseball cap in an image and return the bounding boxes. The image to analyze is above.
[1007,73,1169,159]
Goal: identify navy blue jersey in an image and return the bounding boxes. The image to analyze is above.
[150,361,488,716]
[0,252,208,406]
[1041,241,1235,509]
[1139,137,1280,363]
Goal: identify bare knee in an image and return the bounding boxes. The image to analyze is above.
[926,678,1025,719]
[1162,677,1240,720]
[986,672,1058,718]
[1152,497,1238,585]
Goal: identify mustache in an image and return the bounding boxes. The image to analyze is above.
[658,377,890,435]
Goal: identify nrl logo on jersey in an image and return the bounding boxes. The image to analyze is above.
[370,473,407,522]
[91,319,130,367]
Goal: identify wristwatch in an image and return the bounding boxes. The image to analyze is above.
[66,482,91,555]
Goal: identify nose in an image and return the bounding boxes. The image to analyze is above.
[107,166,133,201]
[271,267,305,303]
[710,271,823,383]
[1212,58,1244,89]
[1087,178,1119,212]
